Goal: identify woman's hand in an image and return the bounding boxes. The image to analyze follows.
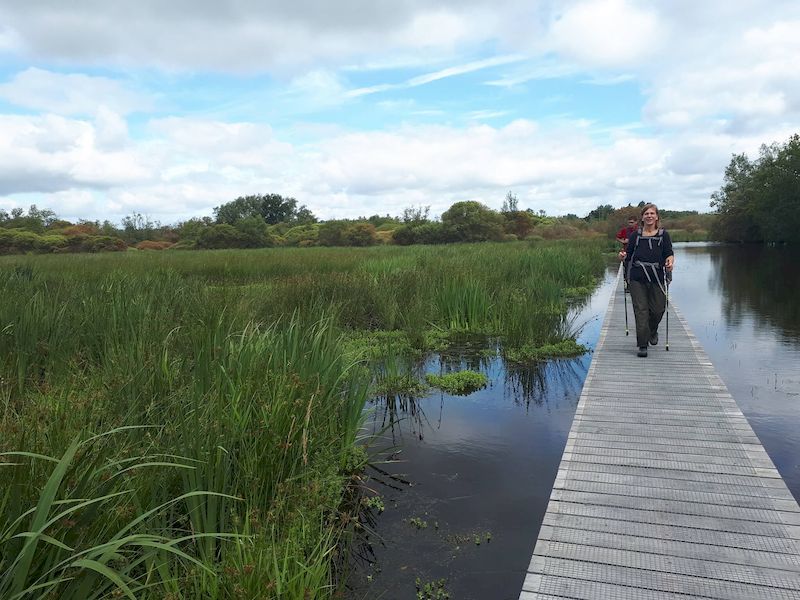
[618,250,627,261]
[665,255,674,271]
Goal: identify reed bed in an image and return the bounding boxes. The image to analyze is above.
[0,239,605,599]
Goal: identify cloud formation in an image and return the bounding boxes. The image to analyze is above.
[0,0,798,223]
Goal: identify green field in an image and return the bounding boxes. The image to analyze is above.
[0,240,605,599]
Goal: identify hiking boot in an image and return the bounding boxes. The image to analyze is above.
[649,331,659,345]
[637,346,648,357]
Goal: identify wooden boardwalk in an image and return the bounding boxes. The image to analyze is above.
[520,268,800,600]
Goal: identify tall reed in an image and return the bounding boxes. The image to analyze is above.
[0,239,605,598]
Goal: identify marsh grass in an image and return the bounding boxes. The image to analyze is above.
[425,371,488,395]
[0,239,605,598]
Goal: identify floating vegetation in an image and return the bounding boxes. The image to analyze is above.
[362,495,385,514]
[444,530,493,548]
[504,339,588,363]
[374,373,429,397]
[415,578,451,600]
[425,370,488,395]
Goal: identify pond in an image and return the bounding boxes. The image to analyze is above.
[350,243,800,600]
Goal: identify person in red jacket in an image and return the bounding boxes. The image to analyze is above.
[615,216,638,247]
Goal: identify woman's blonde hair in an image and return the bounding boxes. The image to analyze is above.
[639,203,660,229]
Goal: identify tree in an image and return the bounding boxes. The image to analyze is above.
[235,216,273,247]
[710,134,800,243]
[121,213,159,243]
[401,205,430,225]
[585,204,615,221]
[503,210,535,238]
[501,191,519,213]
[440,201,504,242]
[0,204,58,233]
[214,194,316,225]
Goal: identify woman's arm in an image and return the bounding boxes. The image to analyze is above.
[663,231,674,271]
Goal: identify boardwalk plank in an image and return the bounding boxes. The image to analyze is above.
[519,267,800,599]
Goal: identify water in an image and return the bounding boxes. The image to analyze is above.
[351,267,618,600]
[351,243,800,599]
[669,243,800,497]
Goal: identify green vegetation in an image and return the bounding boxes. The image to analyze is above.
[711,133,800,243]
[415,578,451,600]
[504,339,588,363]
[0,239,605,598]
[425,371,488,395]
[0,267,368,599]
[1,186,725,256]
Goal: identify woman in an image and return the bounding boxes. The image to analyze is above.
[618,204,674,357]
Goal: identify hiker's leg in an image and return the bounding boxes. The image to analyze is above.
[628,280,650,348]
[648,282,666,334]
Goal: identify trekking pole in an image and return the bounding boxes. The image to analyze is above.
[619,262,629,336]
[665,268,670,352]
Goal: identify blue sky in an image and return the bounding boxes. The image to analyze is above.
[1,0,799,224]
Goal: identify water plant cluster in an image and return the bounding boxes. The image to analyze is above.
[0,239,605,599]
[425,371,488,395]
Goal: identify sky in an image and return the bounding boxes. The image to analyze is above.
[0,0,798,225]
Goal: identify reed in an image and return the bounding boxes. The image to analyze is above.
[0,239,605,598]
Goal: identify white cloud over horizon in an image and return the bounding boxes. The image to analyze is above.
[1,0,799,224]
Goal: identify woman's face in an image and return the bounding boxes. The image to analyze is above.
[642,207,658,225]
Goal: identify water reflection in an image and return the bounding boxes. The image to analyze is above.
[351,266,618,600]
[707,244,800,342]
[353,247,800,598]
[671,243,800,500]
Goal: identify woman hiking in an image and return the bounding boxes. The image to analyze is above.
[618,204,674,357]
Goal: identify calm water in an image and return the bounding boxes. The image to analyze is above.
[669,244,800,497]
[351,243,800,600]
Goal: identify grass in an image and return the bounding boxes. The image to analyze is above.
[425,371,488,395]
[504,339,589,363]
[0,240,606,598]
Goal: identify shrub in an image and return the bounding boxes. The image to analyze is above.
[136,240,175,250]
[342,223,378,246]
[391,225,417,245]
[283,224,320,246]
[197,224,247,249]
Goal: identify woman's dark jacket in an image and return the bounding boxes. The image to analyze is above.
[624,229,674,284]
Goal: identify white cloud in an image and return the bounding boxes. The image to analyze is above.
[641,19,800,135]
[1,112,724,221]
[0,68,150,116]
[1,1,799,224]
[0,25,23,52]
[0,1,504,72]
[0,113,149,196]
[550,0,662,69]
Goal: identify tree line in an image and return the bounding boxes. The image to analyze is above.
[0,191,717,255]
[710,134,800,243]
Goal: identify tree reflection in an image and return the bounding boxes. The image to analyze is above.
[707,245,800,341]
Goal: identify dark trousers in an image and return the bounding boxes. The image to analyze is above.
[628,280,666,348]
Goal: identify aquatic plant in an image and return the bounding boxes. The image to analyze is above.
[0,239,606,598]
[425,371,488,395]
[415,577,451,600]
[504,339,588,363]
